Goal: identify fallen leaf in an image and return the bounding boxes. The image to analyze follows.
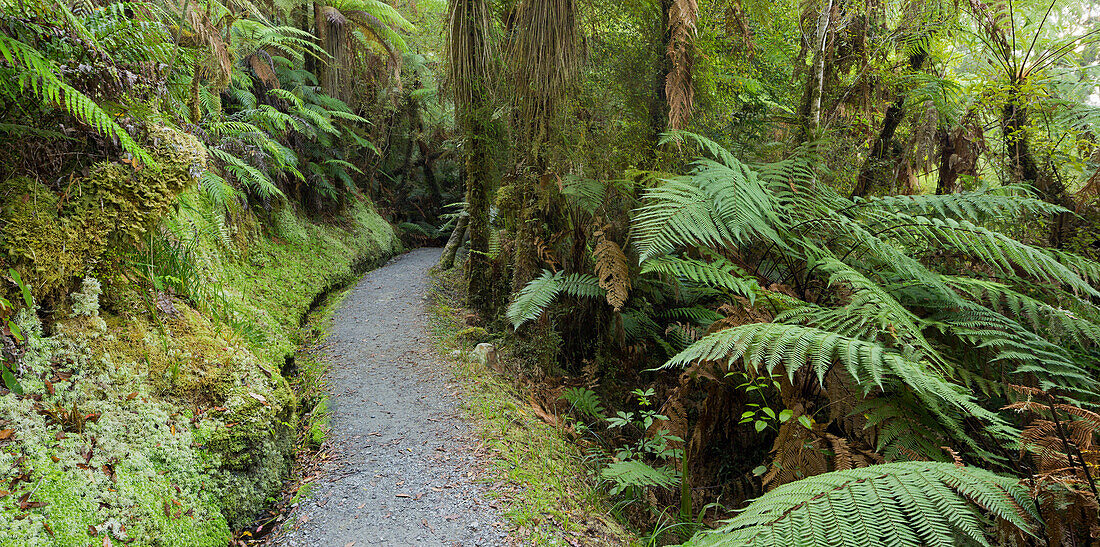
[395,493,411,498]
[248,392,268,406]
[344,543,355,547]
[0,429,14,441]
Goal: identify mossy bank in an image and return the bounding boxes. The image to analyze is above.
[0,126,401,546]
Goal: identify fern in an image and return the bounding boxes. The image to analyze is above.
[507,270,604,328]
[602,460,679,495]
[0,33,154,167]
[683,462,1038,546]
[664,323,983,418]
[561,387,605,420]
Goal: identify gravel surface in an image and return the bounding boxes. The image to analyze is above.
[275,248,506,547]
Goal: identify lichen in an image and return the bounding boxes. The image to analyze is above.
[0,179,400,544]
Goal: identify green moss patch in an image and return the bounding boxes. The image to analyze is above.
[0,169,399,544]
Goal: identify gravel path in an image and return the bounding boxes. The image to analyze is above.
[275,248,506,547]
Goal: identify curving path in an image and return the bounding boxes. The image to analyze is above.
[275,248,506,547]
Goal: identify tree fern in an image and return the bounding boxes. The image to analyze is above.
[683,462,1038,546]
[664,323,986,420]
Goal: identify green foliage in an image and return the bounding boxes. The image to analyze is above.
[507,270,604,328]
[561,387,605,420]
[640,134,1099,462]
[683,462,1038,546]
[0,31,153,167]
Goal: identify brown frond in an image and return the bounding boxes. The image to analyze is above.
[248,53,280,89]
[762,409,828,489]
[181,3,232,87]
[665,0,698,131]
[510,0,582,149]
[592,230,631,311]
[446,0,494,117]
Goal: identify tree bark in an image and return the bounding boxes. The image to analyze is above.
[439,212,470,270]
[805,0,834,136]
[851,49,926,198]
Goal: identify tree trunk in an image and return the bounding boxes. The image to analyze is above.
[851,49,926,198]
[465,113,494,316]
[439,212,470,270]
[805,0,834,136]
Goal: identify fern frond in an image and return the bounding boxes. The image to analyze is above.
[664,323,992,425]
[641,255,760,302]
[633,158,785,262]
[883,214,1099,298]
[507,270,603,328]
[854,185,1067,223]
[593,236,631,311]
[684,462,1038,546]
[0,33,154,168]
[601,460,679,493]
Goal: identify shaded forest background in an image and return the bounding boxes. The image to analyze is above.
[3,0,1100,545]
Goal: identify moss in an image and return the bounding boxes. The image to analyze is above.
[0,178,400,543]
[0,127,206,304]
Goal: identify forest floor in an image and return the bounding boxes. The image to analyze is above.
[272,248,508,546]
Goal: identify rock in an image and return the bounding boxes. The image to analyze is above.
[472,343,499,371]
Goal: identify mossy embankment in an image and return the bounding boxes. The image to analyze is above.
[0,126,401,546]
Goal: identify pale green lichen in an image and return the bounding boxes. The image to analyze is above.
[0,181,399,545]
[69,278,102,318]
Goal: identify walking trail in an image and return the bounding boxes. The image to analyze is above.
[276,248,506,547]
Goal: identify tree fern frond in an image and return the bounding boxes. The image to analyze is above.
[664,323,992,425]
[633,157,785,262]
[684,462,1038,547]
[883,214,1099,298]
[641,255,760,302]
[854,184,1068,223]
[507,270,603,328]
[0,33,154,168]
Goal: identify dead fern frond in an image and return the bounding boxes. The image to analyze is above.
[666,0,698,131]
[592,230,631,311]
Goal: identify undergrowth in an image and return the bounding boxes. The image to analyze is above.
[425,267,634,546]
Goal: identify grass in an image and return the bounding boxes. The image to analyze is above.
[425,268,635,546]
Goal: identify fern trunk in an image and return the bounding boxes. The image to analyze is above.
[1001,83,1074,247]
[465,112,493,316]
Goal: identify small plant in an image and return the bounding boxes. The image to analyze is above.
[602,388,683,497]
[0,268,32,394]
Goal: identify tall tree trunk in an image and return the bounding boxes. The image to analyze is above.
[851,49,927,198]
[805,0,834,137]
[465,113,494,315]
[447,0,495,316]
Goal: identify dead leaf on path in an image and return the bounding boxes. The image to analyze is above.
[0,429,14,440]
[395,493,411,498]
[344,542,355,547]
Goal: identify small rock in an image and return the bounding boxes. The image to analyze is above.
[472,343,499,371]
